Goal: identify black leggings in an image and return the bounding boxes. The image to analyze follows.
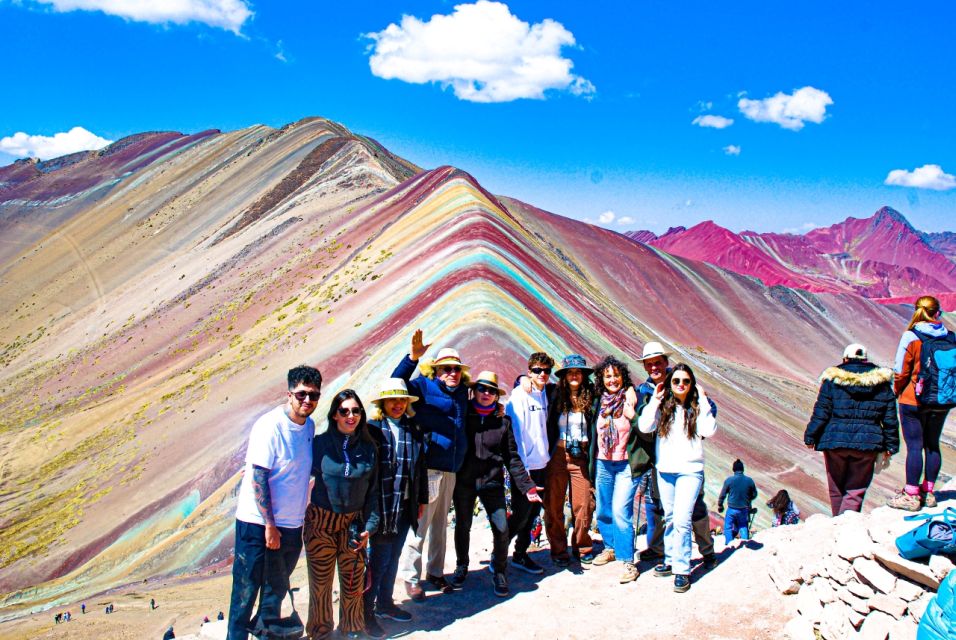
[900,404,950,486]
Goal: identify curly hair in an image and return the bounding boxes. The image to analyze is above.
[593,356,634,395]
[556,368,594,414]
[657,364,700,440]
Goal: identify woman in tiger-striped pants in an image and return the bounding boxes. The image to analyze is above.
[306,390,381,639]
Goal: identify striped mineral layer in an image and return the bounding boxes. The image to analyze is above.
[0,117,951,617]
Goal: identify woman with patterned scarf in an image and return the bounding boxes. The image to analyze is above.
[363,379,428,640]
[587,356,642,584]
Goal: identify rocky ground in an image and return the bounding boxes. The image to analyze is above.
[3,492,953,640]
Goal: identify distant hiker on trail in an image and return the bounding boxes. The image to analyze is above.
[364,378,427,639]
[305,390,379,640]
[149,598,155,610]
[227,366,321,640]
[54,613,61,624]
[451,370,540,598]
[717,459,758,543]
[889,295,955,511]
[81,603,85,614]
[217,611,224,620]
[804,343,899,516]
[541,354,596,568]
[163,626,175,640]
[506,352,556,576]
[639,363,717,593]
[767,489,801,527]
[392,330,470,600]
[589,355,648,585]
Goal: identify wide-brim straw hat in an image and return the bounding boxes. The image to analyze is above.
[554,353,593,377]
[432,347,470,372]
[472,370,509,396]
[369,378,420,404]
[639,341,672,361]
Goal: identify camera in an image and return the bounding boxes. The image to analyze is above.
[347,519,365,551]
[567,440,584,457]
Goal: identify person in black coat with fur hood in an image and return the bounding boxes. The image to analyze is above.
[804,343,900,515]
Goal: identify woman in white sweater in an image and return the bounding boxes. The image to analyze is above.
[638,363,716,593]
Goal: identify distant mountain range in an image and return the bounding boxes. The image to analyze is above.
[625,206,956,309]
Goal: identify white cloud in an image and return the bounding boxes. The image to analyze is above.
[617,216,635,225]
[738,86,833,131]
[783,222,819,234]
[598,210,615,224]
[275,39,288,63]
[30,0,252,34]
[0,126,113,160]
[365,1,595,103]
[723,144,741,156]
[885,164,956,191]
[692,114,734,129]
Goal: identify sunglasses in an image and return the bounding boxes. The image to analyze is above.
[475,384,499,395]
[292,390,321,402]
[530,367,552,375]
[440,366,462,374]
[671,377,692,387]
[336,407,363,417]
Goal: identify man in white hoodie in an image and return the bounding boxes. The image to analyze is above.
[505,352,556,575]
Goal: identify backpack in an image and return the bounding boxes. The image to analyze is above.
[914,330,956,409]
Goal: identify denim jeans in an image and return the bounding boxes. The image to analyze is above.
[227,519,303,640]
[595,459,638,563]
[365,511,412,614]
[657,470,702,576]
[723,507,751,544]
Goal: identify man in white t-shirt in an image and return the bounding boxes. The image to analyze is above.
[506,352,556,575]
[227,366,321,640]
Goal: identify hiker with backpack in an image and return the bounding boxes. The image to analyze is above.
[804,343,900,515]
[889,295,955,511]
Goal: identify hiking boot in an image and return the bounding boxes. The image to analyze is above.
[364,615,387,639]
[619,561,639,583]
[674,574,691,593]
[653,563,672,577]
[375,606,412,622]
[702,554,717,570]
[578,551,596,565]
[552,555,571,568]
[592,548,616,566]
[450,564,468,589]
[511,553,544,575]
[887,490,921,512]
[425,574,454,593]
[404,581,425,602]
[492,572,509,597]
[923,491,938,508]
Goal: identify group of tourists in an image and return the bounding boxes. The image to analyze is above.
[225,294,953,640]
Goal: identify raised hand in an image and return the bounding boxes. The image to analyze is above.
[654,382,665,401]
[410,328,431,361]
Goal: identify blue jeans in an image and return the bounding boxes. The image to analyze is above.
[227,520,303,640]
[723,507,751,544]
[658,470,703,576]
[595,459,638,563]
[365,511,412,614]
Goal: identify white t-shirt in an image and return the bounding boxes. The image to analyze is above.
[558,411,587,443]
[236,405,315,528]
[506,386,550,471]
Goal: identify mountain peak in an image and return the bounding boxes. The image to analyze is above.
[872,206,913,230]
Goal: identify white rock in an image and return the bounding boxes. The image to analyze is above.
[929,554,955,580]
[820,601,854,640]
[802,560,825,583]
[785,615,817,640]
[872,546,941,590]
[846,579,876,600]
[836,585,871,615]
[858,610,894,640]
[796,587,825,624]
[828,556,856,585]
[846,606,865,630]
[837,525,875,560]
[892,578,926,602]
[769,555,804,594]
[869,594,908,620]
[888,616,917,639]
[813,578,839,604]
[853,557,898,594]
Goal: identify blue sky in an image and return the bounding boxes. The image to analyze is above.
[1,0,954,233]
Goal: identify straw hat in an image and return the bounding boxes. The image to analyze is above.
[639,341,672,360]
[471,370,509,396]
[432,347,470,372]
[369,378,420,404]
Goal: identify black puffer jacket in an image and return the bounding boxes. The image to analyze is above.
[456,409,536,495]
[804,362,900,453]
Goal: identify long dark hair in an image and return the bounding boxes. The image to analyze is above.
[556,369,594,414]
[769,489,791,516]
[657,363,700,440]
[327,389,373,443]
[593,356,634,396]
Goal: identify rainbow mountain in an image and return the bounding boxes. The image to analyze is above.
[0,117,948,615]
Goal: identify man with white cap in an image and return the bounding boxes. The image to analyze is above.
[364,378,427,638]
[392,329,471,599]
